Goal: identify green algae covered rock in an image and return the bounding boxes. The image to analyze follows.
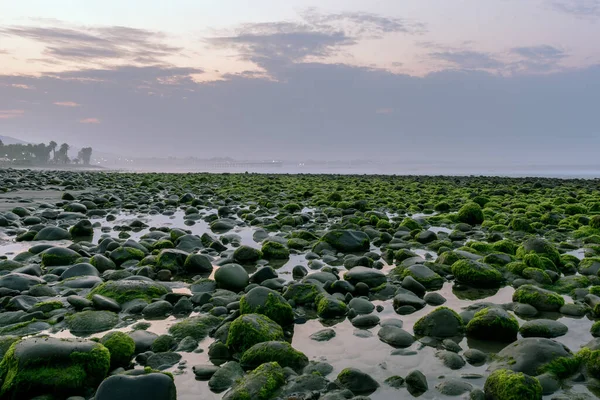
[516,238,561,268]
[240,286,294,326]
[168,314,222,341]
[87,279,171,305]
[413,307,465,338]
[41,247,80,266]
[320,230,370,252]
[451,259,503,287]
[0,337,110,399]
[67,310,119,336]
[512,284,564,311]
[226,314,284,354]
[261,241,290,260]
[100,331,136,369]
[466,307,519,342]
[222,362,285,400]
[484,369,542,400]
[240,341,308,372]
[457,202,484,225]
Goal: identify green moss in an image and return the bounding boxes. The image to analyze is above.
[457,202,484,225]
[450,259,503,287]
[239,341,308,372]
[87,280,169,304]
[226,314,285,354]
[505,261,527,275]
[576,348,600,378]
[240,292,293,326]
[512,284,564,311]
[0,339,110,399]
[261,241,290,259]
[492,239,517,255]
[101,331,135,369]
[484,369,542,400]
[538,356,581,379]
[316,294,347,319]
[466,307,519,342]
[168,315,222,341]
[400,218,421,231]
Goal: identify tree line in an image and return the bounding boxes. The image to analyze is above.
[0,140,93,165]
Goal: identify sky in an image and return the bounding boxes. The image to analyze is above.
[0,0,599,164]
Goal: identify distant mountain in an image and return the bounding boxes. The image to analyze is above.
[0,135,28,145]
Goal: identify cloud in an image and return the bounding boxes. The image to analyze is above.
[0,109,25,119]
[1,62,599,165]
[79,117,100,124]
[429,50,505,70]
[0,25,182,65]
[375,108,394,114]
[548,0,600,18]
[209,10,424,76]
[509,45,567,72]
[54,101,80,107]
[301,9,426,37]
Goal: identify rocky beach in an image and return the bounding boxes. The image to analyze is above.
[1,168,600,400]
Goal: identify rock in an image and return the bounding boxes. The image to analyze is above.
[466,307,519,342]
[87,280,171,304]
[377,325,415,348]
[176,336,198,352]
[233,245,262,263]
[399,264,444,290]
[283,282,324,305]
[214,264,249,292]
[424,292,446,305]
[91,294,122,312]
[168,314,222,341]
[451,260,503,287]
[142,301,173,319]
[240,341,308,372]
[0,337,110,399]
[436,379,473,396]
[436,350,466,369]
[351,314,380,328]
[41,247,80,266]
[183,253,213,274]
[416,230,438,244]
[101,331,135,369]
[321,230,370,252]
[226,314,284,354]
[464,349,487,366]
[336,368,379,395]
[239,286,293,326]
[519,319,568,338]
[484,369,542,400]
[512,285,564,311]
[128,330,159,354]
[413,307,465,338]
[310,328,336,342]
[209,361,245,392]
[344,266,386,288]
[261,241,290,259]
[109,246,146,265]
[34,226,71,241]
[0,273,44,291]
[90,254,117,272]
[489,338,572,376]
[95,373,177,400]
[393,290,426,314]
[384,375,405,388]
[67,310,119,335]
[405,370,428,396]
[316,295,347,319]
[146,352,182,370]
[61,263,99,279]
[193,364,220,380]
[457,202,484,225]
[513,303,538,317]
[222,362,285,400]
[516,238,561,267]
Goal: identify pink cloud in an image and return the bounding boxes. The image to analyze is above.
[0,109,25,119]
[54,101,80,107]
[79,117,100,124]
[375,108,394,114]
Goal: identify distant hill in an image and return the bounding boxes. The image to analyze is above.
[0,135,28,145]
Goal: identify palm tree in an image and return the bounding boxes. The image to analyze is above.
[48,141,57,163]
[79,147,93,165]
[58,143,70,164]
